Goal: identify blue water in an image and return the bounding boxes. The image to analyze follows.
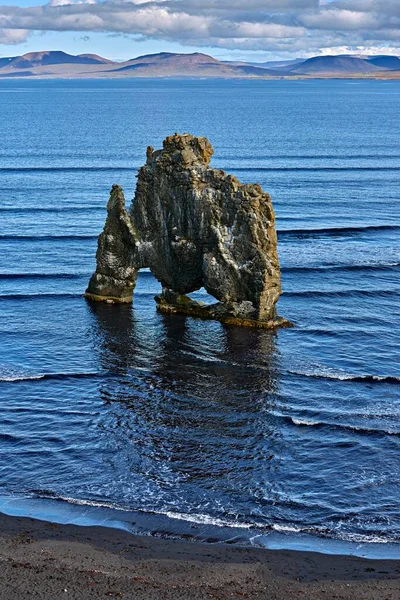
[0,79,399,554]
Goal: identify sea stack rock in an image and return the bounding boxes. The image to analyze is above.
[85,184,138,303]
[85,133,290,328]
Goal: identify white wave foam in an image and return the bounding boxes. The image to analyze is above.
[38,494,129,512]
[0,365,45,382]
[0,374,44,382]
[271,408,400,437]
[11,494,398,547]
[289,367,354,381]
[32,497,263,530]
[289,417,398,436]
[288,364,400,384]
[336,531,391,545]
[291,417,318,427]
[159,510,256,529]
[29,494,261,530]
[0,371,104,383]
[271,523,304,533]
[350,424,398,436]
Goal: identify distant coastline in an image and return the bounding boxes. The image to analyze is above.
[0,50,400,80]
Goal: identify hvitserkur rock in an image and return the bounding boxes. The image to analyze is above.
[85,133,291,329]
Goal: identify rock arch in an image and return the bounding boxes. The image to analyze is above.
[85,134,290,329]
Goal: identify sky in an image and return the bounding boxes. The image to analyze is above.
[0,0,399,62]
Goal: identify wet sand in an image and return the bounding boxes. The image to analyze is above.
[0,513,398,599]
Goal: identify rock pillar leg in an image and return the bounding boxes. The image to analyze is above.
[85,185,138,303]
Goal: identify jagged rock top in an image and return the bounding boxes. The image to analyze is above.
[146,133,214,168]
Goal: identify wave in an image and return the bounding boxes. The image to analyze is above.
[0,286,154,301]
[15,493,398,547]
[0,207,103,213]
[0,227,396,244]
[0,270,152,281]
[0,234,97,241]
[22,492,263,531]
[282,263,400,274]
[284,289,399,298]
[288,370,400,385]
[1,165,399,173]
[0,166,135,173]
[0,293,82,300]
[229,166,400,172]
[0,371,109,383]
[278,224,399,238]
[0,432,22,443]
[220,154,400,161]
[26,490,130,511]
[0,166,399,178]
[270,522,398,546]
[266,410,399,436]
[0,289,395,303]
[0,273,84,280]
[153,510,258,530]
[288,416,399,437]
[291,417,321,427]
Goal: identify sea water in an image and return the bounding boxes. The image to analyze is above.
[0,79,399,556]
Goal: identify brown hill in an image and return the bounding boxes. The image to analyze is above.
[367,56,400,70]
[2,51,112,70]
[288,56,384,75]
[108,52,283,77]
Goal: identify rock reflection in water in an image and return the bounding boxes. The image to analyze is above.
[87,301,283,518]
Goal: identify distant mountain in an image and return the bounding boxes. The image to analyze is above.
[342,54,400,70]
[108,52,283,77]
[0,50,399,79]
[0,57,14,68]
[249,58,305,69]
[128,52,219,65]
[0,50,284,78]
[0,50,112,71]
[288,56,385,75]
[24,50,112,66]
[112,52,219,73]
[367,56,400,70]
[223,58,304,69]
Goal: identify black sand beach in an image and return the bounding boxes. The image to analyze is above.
[0,513,398,599]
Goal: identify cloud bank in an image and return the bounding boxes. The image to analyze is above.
[0,0,399,56]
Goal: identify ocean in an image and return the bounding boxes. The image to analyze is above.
[0,79,399,557]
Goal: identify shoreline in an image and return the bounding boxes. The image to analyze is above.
[2,494,399,561]
[0,74,400,81]
[0,512,399,600]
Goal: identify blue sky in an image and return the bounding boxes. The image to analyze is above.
[0,27,209,62]
[1,0,226,60]
[1,1,399,62]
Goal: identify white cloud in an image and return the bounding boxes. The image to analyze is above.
[318,44,400,56]
[0,0,398,57]
[0,27,29,44]
[49,0,97,5]
[300,9,377,30]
